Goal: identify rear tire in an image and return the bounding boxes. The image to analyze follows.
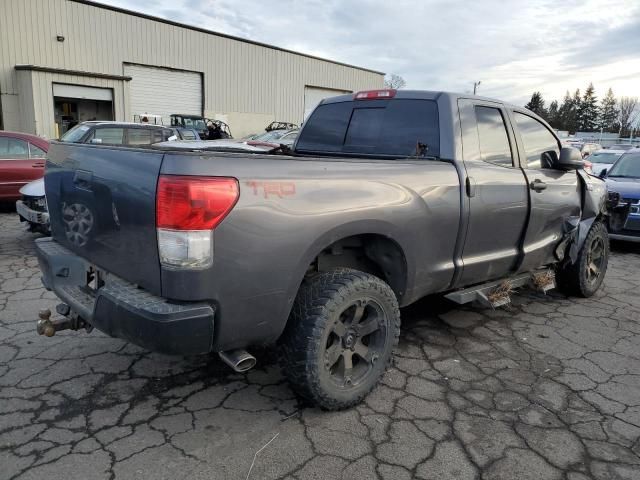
[556,221,609,297]
[279,268,400,410]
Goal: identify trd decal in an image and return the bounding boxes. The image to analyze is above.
[246,181,296,198]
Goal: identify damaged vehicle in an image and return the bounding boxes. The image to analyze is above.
[34,90,611,409]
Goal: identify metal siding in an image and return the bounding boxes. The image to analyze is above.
[1,0,383,135]
[123,64,202,124]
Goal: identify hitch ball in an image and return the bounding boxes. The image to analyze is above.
[37,309,55,337]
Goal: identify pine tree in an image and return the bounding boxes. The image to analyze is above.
[564,89,581,132]
[558,90,578,132]
[599,88,618,133]
[578,83,599,131]
[525,92,547,118]
[547,100,560,129]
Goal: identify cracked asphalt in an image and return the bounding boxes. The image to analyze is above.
[1,210,640,480]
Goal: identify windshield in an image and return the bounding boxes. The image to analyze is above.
[60,124,91,142]
[589,152,622,164]
[607,153,640,178]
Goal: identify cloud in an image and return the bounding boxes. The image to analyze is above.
[94,0,640,104]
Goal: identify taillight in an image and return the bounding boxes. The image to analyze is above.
[583,160,593,173]
[354,89,397,100]
[156,175,239,268]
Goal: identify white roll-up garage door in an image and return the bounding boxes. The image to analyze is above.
[303,86,351,121]
[124,64,202,124]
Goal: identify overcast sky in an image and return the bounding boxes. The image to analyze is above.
[97,0,640,105]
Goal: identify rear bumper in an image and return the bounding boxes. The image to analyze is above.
[35,237,215,355]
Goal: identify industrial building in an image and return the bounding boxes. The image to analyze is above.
[0,0,384,139]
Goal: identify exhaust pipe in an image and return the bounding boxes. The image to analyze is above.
[218,349,256,373]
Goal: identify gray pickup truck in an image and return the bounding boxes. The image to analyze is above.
[35,90,610,409]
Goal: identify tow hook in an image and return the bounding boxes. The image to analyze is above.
[36,305,93,337]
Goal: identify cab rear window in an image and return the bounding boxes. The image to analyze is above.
[296,99,439,158]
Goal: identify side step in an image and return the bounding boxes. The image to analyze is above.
[444,270,556,308]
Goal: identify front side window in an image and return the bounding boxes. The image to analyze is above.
[474,106,513,166]
[0,137,29,159]
[514,112,560,169]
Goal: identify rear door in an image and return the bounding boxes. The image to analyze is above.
[0,136,42,199]
[45,142,165,295]
[456,99,529,285]
[509,110,581,271]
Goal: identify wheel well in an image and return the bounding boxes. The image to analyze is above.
[308,234,407,300]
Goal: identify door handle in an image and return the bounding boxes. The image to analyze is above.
[530,179,547,192]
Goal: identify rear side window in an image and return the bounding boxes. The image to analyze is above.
[297,99,440,158]
[180,130,197,140]
[0,137,29,159]
[514,112,560,169]
[474,106,513,167]
[127,129,152,145]
[90,128,124,145]
[29,144,47,158]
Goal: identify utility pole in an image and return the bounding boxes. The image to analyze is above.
[473,81,481,95]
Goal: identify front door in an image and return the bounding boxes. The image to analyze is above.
[509,110,582,272]
[456,99,529,286]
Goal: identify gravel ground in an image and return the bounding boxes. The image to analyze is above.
[1,210,639,480]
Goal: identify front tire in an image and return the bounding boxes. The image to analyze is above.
[556,221,609,297]
[279,269,400,410]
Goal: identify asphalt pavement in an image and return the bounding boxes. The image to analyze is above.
[1,211,639,480]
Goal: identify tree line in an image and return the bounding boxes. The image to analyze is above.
[524,84,639,136]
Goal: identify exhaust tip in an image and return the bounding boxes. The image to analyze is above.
[219,349,256,373]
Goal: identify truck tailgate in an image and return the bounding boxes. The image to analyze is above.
[45,143,163,295]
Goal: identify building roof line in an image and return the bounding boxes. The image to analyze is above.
[68,0,385,76]
[15,64,132,81]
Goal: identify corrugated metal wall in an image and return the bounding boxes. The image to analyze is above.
[0,0,384,137]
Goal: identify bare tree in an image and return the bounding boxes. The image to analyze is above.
[384,74,406,89]
[618,96,639,136]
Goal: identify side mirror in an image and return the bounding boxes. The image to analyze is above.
[557,147,584,170]
[598,169,607,178]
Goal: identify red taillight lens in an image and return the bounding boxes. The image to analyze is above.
[584,160,593,172]
[354,89,397,100]
[156,175,239,230]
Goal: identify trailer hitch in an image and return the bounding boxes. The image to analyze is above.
[36,305,93,337]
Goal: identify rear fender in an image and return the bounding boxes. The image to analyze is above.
[279,220,411,330]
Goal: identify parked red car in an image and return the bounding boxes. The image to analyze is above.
[0,131,49,201]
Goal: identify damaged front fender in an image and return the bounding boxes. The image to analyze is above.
[561,171,610,264]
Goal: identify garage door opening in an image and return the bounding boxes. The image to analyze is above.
[124,64,202,126]
[53,84,114,136]
[303,86,351,122]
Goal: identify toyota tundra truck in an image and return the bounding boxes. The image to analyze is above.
[34,90,610,409]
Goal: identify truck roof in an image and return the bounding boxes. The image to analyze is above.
[321,90,522,111]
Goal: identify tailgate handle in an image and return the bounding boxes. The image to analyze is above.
[73,170,93,190]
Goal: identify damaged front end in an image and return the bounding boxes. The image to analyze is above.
[555,170,629,264]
